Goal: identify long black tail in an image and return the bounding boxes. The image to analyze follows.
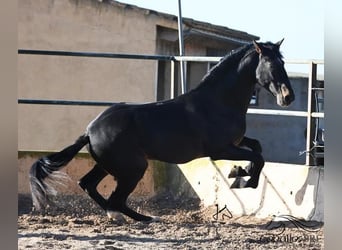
[29,134,89,210]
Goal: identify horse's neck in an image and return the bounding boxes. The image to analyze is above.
[191,52,258,113]
[233,55,259,112]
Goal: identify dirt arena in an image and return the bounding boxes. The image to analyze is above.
[18,194,323,249]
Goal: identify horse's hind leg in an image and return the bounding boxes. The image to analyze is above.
[107,178,153,222]
[78,164,108,210]
[106,160,154,222]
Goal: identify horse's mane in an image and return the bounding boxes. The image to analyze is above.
[191,41,284,94]
[200,43,255,84]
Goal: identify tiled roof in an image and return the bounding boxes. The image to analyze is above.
[108,0,259,43]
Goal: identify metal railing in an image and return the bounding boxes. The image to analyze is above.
[18,49,324,165]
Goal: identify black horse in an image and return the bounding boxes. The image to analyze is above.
[30,40,295,222]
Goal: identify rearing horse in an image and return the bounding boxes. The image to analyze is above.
[29,40,295,222]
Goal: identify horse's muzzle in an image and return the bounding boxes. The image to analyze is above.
[278,84,295,107]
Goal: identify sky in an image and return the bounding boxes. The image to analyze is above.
[118,0,324,74]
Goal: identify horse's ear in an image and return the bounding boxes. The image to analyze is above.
[276,38,284,47]
[253,40,262,54]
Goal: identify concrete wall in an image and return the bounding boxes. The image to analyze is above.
[176,159,323,222]
[19,153,323,222]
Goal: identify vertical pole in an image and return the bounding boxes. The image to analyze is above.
[170,60,175,99]
[177,0,186,94]
[154,61,159,102]
[306,62,317,165]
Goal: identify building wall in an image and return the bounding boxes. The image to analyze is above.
[18,0,178,151]
[18,0,245,151]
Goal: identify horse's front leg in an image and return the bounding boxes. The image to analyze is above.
[210,144,264,188]
[228,137,262,178]
[239,136,262,153]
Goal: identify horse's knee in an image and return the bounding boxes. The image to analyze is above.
[254,154,265,168]
[241,137,263,153]
[254,141,262,153]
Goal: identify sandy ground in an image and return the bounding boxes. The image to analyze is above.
[18,194,324,249]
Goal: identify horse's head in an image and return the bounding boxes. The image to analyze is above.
[254,39,295,107]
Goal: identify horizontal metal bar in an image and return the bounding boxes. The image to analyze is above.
[18,49,174,61]
[18,99,116,106]
[312,112,324,118]
[18,50,325,118]
[247,108,308,117]
[18,49,324,67]
[19,99,325,118]
[285,59,324,65]
[174,56,222,62]
[247,109,324,118]
[172,56,324,65]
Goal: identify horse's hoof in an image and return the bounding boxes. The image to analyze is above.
[245,180,258,189]
[139,215,162,223]
[149,216,162,223]
[228,166,249,178]
[106,210,127,223]
[230,177,247,188]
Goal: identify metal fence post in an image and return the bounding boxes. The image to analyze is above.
[170,60,175,99]
[177,0,186,94]
[306,62,317,165]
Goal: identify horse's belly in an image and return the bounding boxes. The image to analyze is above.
[147,150,204,164]
[142,134,205,164]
